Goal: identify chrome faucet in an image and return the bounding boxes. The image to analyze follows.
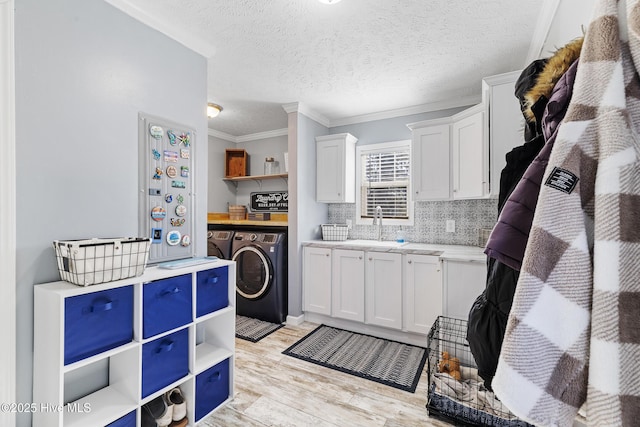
[374,205,383,241]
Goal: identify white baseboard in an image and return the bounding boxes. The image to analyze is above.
[285,314,305,326]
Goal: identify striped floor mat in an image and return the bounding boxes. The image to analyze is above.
[282,325,427,393]
[235,315,284,342]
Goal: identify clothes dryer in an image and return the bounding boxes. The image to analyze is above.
[231,231,287,324]
[207,230,235,259]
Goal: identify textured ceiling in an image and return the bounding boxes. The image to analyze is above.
[112,0,543,137]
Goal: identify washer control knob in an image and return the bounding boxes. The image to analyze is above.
[249,233,258,241]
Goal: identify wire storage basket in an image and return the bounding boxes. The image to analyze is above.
[321,223,349,241]
[426,316,533,427]
[53,238,152,286]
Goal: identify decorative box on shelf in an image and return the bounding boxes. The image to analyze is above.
[224,149,248,178]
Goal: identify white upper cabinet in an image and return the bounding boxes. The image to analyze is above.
[407,119,451,201]
[483,71,524,197]
[316,133,358,203]
[451,105,487,199]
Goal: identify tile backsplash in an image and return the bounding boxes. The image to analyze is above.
[328,199,498,246]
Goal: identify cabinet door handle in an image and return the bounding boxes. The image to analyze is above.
[407,260,412,264]
[337,192,341,196]
[208,371,222,382]
[160,287,181,297]
[368,257,372,261]
[88,299,113,313]
[207,275,219,285]
[325,253,330,257]
[358,256,362,260]
[155,340,174,354]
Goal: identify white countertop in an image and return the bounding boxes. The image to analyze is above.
[302,239,487,262]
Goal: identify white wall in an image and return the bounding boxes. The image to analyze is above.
[15,1,207,425]
[208,134,236,212]
[541,0,596,56]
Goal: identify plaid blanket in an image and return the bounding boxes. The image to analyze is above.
[492,1,640,426]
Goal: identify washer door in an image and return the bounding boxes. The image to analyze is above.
[232,246,273,299]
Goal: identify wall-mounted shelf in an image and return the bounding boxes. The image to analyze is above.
[223,173,288,189]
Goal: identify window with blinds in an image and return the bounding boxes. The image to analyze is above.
[358,142,411,221]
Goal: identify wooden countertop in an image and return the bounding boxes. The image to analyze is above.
[207,212,288,227]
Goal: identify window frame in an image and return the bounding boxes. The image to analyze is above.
[355,140,414,226]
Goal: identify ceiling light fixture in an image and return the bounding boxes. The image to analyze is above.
[318,0,342,4]
[207,103,223,118]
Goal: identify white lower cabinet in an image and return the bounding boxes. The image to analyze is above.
[303,246,332,315]
[303,245,448,338]
[442,258,487,320]
[365,251,402,329]
[404,254,442,335]
[33,261,236,427]
[332,249,365,322]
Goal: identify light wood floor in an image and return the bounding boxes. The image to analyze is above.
[201,321,452,427]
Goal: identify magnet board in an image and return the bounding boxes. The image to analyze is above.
[138,113,195,263]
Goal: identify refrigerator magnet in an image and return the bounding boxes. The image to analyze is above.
[149,125,163,140]
[152,148,161,160]
[166,230,181,246]
[176,194,184,204]
[180,149,189,159]
[179,132,190,147]
[151,228,163,243]
[150,206,166,221]
[166,165,178,178]
[170,218,185,227]
[171,180,186,188]
[153,167,163,180]
[175,205,187,217]
[181,166,189,178]
[165,194,173,203]
[167,129,177,146]
[164,150,178,162]
[180,234,191,247]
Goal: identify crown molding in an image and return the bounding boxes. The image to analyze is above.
[208,127,288,143]
[282,102,330,127]
[329,95,481,127]
[207,128,236,142]
[524,0,561,65]
[104,0,216,58]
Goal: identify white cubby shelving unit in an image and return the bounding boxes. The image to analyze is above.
[33,260,235,427]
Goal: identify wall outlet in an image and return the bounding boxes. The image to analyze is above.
[346,219,352,229]
[446,220,456,233]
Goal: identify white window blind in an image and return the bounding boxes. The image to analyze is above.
[360,148,410,219]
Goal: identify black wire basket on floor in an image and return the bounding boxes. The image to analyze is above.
[426,316,533,427]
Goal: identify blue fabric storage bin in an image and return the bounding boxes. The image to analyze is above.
[143,274,192,338]
[195,358,230,421]
[141,327,189,398]
[64,285,133,365]
[196,266,229,317]
[106,410,136,427]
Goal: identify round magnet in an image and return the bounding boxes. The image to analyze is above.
[175,204,187,217]
[181,234,191,247]
[149,125,163,139]
[166,230,181,246]
[150,206,166,222]
[166,165,178,178]
[165,194,173,203]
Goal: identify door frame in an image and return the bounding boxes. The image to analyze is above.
[0,1,16,425]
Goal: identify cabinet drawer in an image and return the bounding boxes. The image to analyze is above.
[64,285,134,365]
[106,410,136,427]
[195,358,230,421]
[141,328,189,398]
[196,266,229,317]
[143,274,192,338]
